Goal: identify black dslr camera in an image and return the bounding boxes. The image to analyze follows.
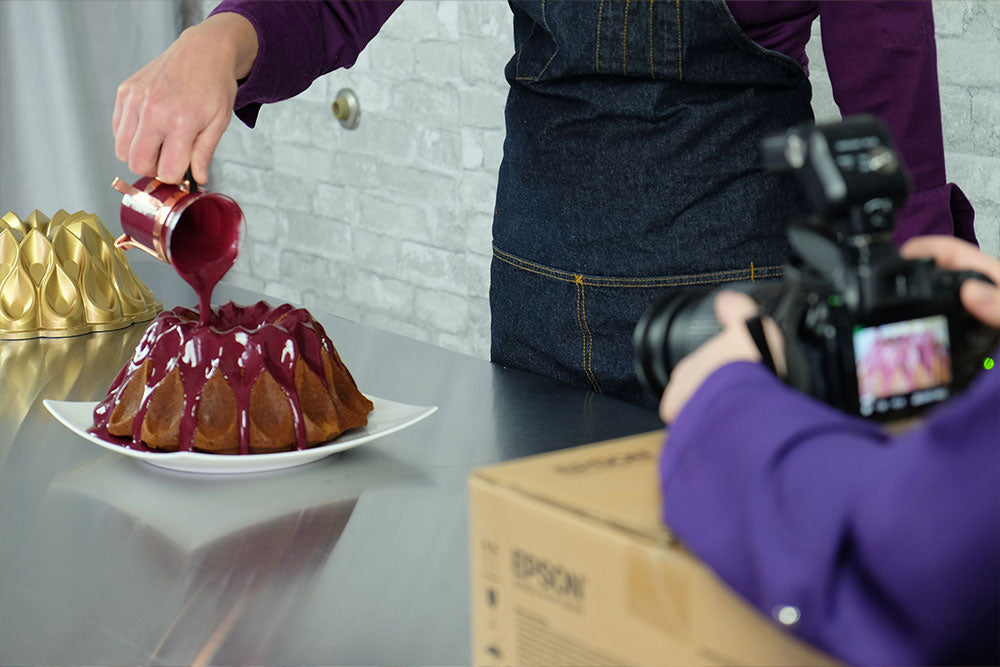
[633,115,999,421]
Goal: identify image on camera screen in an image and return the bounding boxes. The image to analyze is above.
[853,315,953,416]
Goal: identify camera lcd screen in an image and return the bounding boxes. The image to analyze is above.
[853,315,953,417]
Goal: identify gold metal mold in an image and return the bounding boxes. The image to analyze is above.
[0,210,162,340]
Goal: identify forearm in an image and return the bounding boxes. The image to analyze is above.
[816,1,976,244]
[818,2,941,189]
[191,11,258,81]
[661,362,886,629]
[662,361,1000,665]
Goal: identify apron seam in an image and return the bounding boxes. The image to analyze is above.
[574,274,602,393]
[536,0,559,80]
[493,245,783,287]
[595,0,606,73]
[712,0,808,76]
[622,0,631,76]
[675,0,683,80]
[648,0,655,79]
[515,20,536,80]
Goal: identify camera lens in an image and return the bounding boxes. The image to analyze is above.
[633,281,777,398]
[632,287,721,398]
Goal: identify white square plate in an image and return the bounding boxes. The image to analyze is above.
[43,396,437,474]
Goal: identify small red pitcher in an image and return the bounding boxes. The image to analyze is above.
[112,175,245,322]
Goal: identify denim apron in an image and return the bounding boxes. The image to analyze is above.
[491,0,814,407]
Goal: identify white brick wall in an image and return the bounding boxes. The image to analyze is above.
[198,1,1000,361]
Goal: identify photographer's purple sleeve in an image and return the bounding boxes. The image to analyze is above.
[660,360,1000,665]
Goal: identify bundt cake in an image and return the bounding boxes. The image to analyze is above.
[91,301,374,454]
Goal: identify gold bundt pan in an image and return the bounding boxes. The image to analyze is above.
[0,210,162,340]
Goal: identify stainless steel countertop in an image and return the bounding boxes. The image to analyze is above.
[0,259,662,666]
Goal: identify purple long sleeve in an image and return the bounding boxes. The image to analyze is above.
[728,1,976,245]
[816,2,975,245]
[209,0,401,127]
[660,360,1000,665]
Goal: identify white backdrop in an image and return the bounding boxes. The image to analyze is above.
[0,0,178,233]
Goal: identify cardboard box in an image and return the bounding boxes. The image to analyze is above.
[469,431,840,666]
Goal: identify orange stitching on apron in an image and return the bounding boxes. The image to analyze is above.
[575,274,602,393]
[750,261,755,281]
[493,246,782,287]
[622,0,631,76]
[649,0,656,78]
[595,0,606,73]
[675,0,683,80]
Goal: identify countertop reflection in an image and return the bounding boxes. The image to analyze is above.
[0,259,662,666]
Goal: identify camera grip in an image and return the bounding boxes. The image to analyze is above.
[955,270,997,287]
[745,316,778,375]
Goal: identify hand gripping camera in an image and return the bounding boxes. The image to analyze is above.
[633,115,999,421]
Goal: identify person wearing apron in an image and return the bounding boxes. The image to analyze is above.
[492,0,813,407]
[114,1,968,409]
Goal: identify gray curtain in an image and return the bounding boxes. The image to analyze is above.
[0,0,179,234]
